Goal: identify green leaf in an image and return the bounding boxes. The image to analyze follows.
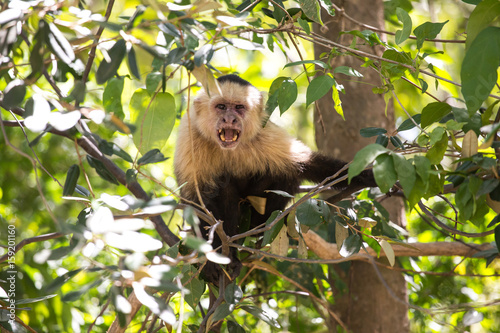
[360,127,387,138]
[306,74,336,107]
[461,27,500,114]
[86,155,119,185]
[127,45,141,79]
[487,214,500,228]
[62,279,102,302]
[181,266,206,311]
[297,17,310,34]
[413,20,448,49]
[241,305,280,328]
[225,282,243,304]
[420,102,452,128]
[46,268,83,293]
[466,0,500,50]
[393,154,416,196]
[395,8,412,44]
[373,154,397,193]
[146,72,163,94]
[212,303,234,322]
[339,234,362,257]
[262,210,284,246]
[264,190,295,198]
[227,321,246,333]
[63,164,80,196]
[296,199,326,227]
[16,294,57,305]
[103,77,125,117]
[348,144,389,182]
[194,44,214,67]
[98,140,133,163]
[265,77,287,114]
[332,84,343,119]
[297,0,322,24]
[137,149,168,165]
[426,130,448,165]
[96,39,126,84]
[284,59,328,69]
[278,79,297,115]
[3,79,26,109]
[130,90,176,154]
[333,66,363,77]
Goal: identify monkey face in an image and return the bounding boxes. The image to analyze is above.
[192,82,264,150]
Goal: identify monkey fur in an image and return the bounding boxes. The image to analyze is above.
[174,74,376,283]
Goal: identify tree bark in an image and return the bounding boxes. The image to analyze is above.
[313,1,409,332]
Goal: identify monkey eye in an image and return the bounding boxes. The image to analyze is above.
[235,104,245,110]
[216,104,226,110]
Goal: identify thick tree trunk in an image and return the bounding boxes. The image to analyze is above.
[313,1,409,332]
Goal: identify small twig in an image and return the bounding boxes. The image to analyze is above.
[0,232,65,263]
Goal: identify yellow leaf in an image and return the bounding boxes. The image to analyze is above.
[359,217,377,228]
[462,130,478,158]
[379,240,395,267]
[335,223,348,250]
[191,65,221,97]
[270,225,289,258]
[247,195,267,215]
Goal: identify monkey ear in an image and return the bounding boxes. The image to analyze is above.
[192,65,221,97]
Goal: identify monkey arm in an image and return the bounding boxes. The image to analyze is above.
[300,152,377,194]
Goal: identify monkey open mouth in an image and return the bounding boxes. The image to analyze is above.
[217,128,240,148]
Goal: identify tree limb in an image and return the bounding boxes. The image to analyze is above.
[302,230,496,260]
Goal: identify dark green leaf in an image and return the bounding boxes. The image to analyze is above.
[225,282,243,304]
[390,136,404,149]
[96,39,126,84]
[393,154,416,196]
[265,77,287,114]
[488,215,500,228]
[86,155,119,185]
[333,66,363,77]
[262,210,284,246]
[126,169,138,184]
[339,234,362,257]
[306,74,335,107]
[418,78,429,94]
[63,164,80,196]
[373,154,397,193]
[146,72,163,94]
[194,44,214,67]
[137,149,168,165]
[421,102,452,128]
[127,45,141,79]
[284,60,328,69]
[241,305,280,328]
[296,199,327,227]
[360,127,387,138]
[212,303,235,322]
[181,265,206,310]
[297,17,310,34]
[227,320,246,333]
[16,294,57,305]
[348,144,389,182]
[426,130,448,165]
[376,134,389,147]
[397,113,422,132]
[46,269,83,293]
[297,0,322,24]
[461,27,500,114]
[3,79,26,109]
[264,190,295,198]
[75,185,90,197]
[278,79,297,114]
[69,80,86,104]
[413,20,449,49]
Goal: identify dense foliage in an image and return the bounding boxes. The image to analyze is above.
[0,0,499,332]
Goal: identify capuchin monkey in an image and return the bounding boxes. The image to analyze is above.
[174,74,376,283]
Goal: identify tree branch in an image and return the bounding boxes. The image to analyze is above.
[301,230,496,261]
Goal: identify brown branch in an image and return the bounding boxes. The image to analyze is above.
[0,232,65,263]
[301,230,496,261]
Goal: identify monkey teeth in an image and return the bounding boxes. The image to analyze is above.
[218,129,240,142]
